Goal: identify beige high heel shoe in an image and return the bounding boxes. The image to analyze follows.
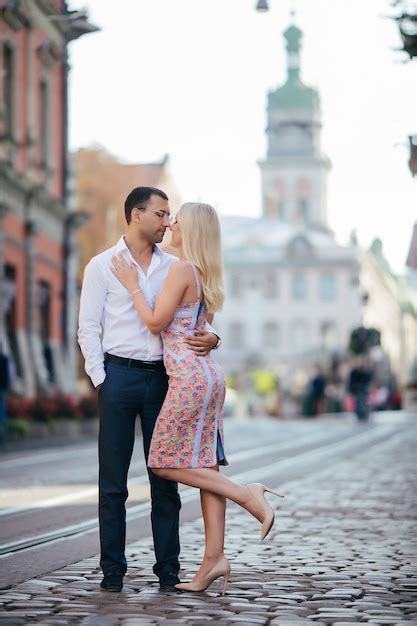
[175,556,231,595]
[247,483,284,540]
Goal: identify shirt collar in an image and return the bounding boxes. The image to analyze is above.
[116,236,163,256]
[116,236,164,275]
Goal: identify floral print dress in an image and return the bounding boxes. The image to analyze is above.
[147,264,227,469]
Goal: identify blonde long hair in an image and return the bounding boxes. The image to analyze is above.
[177,202,224,313]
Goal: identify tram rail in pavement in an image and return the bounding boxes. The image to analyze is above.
[0,419,405,559]
[0,424,352,519]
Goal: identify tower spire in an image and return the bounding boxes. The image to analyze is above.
[284,19,303,83]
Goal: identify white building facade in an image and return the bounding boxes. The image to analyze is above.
[216,21,362,378]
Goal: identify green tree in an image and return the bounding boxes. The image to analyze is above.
[348,326,381,355]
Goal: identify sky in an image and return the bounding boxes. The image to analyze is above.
[68,0,416,274]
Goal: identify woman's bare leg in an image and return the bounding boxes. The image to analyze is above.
[191,466,226,583]
[152,466,264,521]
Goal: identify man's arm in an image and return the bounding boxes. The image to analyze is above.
[77,260,107,388]
[184,320,221,356]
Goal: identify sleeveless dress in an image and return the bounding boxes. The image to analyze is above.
[147,264,227,469]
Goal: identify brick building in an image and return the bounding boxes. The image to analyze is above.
[0,1,97,397]
[73,146,182,278]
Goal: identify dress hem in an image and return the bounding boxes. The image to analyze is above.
[148,459,228,469]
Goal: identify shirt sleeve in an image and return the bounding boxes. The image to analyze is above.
[77,259,107,388]
[205,322,220,340]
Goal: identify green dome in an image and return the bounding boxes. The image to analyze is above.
[268,21,320,111]
[268,80,320,110]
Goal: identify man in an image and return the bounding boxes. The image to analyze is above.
[78,187,220,593]
[347,360,373,421]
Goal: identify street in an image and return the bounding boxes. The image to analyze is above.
[0,411,416,624]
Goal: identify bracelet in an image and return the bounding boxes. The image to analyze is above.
[130,288,143,298]
[212,336,222,350]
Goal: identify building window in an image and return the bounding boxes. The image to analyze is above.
[263,321,279,347]
[3,43,14,137]
[229,272,243,298]
[292,273,307,300]
[296,178,310,222]
[291,320,309,352]
[40,79,49,168]
[264,272,278,299]
[39,280,53,382]
[229,321,244,349]
[298,198,309,222]
[320,273,336,300]
[278,199,285,219]
[4,264,22,378]
[320,320,338,350]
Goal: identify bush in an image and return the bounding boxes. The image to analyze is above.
[7,395,31,419]
[6,392,96,422]
[52,393,81,420]
[7,418,29,440]
[27,396,54,422]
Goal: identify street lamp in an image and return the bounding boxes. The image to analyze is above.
[256,0,269,11]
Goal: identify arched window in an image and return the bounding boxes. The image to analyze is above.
[274,179,286,219]
[39,280,53,383]
[3,43,15,136]
[292,273,307,300]
[296,178,310,222]
[4,264,22,378]
[320,273,336,300]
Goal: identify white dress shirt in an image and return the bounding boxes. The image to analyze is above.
[78,236,218,388]
[78,237,178,388]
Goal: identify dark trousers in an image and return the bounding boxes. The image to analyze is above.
[98,360,181,580]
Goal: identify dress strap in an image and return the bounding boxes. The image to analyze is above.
[189,263,201,301]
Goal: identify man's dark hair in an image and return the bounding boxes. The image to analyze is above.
[124,187,168,224]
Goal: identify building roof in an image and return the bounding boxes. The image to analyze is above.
[220,216,356,266]
[268,21,320,111]
[268,78,320,111]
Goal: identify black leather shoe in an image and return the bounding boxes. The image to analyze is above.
[159,575,182,593]
[100,572,123,592]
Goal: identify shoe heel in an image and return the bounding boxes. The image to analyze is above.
[221,571,230,596]
[265,487,284,498]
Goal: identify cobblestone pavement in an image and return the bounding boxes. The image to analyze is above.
[1,422,416,625]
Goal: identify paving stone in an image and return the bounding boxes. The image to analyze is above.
[1,424,417,623]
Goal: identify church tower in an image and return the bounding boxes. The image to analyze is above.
[259,19,331,230]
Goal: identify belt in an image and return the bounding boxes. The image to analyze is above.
[105,353,165,371]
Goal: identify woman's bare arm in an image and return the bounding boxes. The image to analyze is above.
[111,255,188,333]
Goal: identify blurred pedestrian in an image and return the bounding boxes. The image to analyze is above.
[0,343,11,443]
[347,360,373,421]
[78,188,220,594]
[310,365,326,415]
[303,365,326,416]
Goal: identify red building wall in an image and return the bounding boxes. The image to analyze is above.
[0,1,68,391]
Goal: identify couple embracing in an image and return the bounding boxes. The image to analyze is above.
[78,186,282,595]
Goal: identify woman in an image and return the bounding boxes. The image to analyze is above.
[111,202,282,595]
